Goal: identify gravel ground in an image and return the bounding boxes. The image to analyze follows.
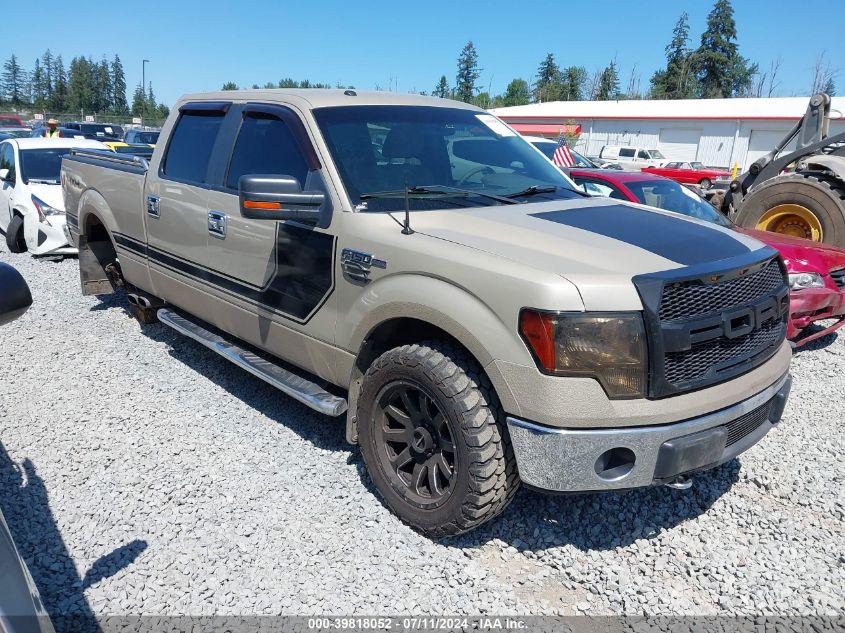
[0,249,843,618]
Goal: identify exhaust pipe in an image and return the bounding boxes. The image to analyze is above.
[136,295,152,309]
[126,293,140,306]
[664,475,693,490]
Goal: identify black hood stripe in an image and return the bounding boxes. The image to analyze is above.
[532,204,752,265]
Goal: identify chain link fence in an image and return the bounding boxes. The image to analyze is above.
[19,111,167,129]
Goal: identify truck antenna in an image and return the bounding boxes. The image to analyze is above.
[402,178,414,235]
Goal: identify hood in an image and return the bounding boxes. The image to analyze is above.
[27,182,65,213]
[402,198,768,309]
[736,227,845,274]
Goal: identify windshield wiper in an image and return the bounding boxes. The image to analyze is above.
[360,185,517,205]
[505,184,588,199]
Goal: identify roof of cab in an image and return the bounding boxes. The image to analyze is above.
[175,89,483,111]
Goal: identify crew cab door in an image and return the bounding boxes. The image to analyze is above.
[144,102,230,293]
[203,103,337,328]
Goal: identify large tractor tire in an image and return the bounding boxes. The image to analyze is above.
[733,172,845,248]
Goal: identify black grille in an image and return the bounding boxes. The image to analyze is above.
[664,320,785,384]
[659,260,785,322]
[831,268,845,290]
[724,400,772,447]
[635,253,789,398]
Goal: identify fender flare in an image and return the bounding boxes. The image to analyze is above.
[77,187,118,238]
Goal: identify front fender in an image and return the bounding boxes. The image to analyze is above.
[804,155,845,180]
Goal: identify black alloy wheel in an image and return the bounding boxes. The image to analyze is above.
[374,381,456,508]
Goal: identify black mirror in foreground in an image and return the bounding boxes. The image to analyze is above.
[239,174,324,223]
[0,263,32,326]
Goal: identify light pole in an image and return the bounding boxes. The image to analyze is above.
[141,59,149,126]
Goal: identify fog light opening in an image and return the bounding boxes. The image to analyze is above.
[594,447,636,481]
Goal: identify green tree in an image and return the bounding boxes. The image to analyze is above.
[595,61,621,100]
[823,77,836,96]
[131,83,145,117]
[94,57,112,113]
[432,75,450,98]
[155,103,170,120]
[41,49,54,99]
[146,82,157,115]
[501,78,530,107]
[222,81,239,90]
[67,56,95,113]
[560,66,587,101]
[31,58,48,110]
[111,55,128,113]
[694,0,756,97]
[534,53,563,102]
[454,41,480,102]
[2,55,27,108]
[650,12,697,98]
[48,55,67,112]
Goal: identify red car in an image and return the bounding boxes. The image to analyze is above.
[641,161,731,189]
[0,114,25,129]
[569,169,845,346]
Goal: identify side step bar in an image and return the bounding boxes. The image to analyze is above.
[157,309,348,417]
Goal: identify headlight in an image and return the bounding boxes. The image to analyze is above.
[31,194,63,222]
[788,272,824,290]
[519,310,647,398]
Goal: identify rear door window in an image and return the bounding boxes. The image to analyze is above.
[225,113,308,189]
[619,148,635,158]
[162,111,226,184]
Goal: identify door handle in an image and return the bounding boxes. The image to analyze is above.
[208,210,227,238]
[146,195,160,218]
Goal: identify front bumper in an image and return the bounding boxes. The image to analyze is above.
[507,373,791,492]
[788,285,845,344]
[25,214,78,256]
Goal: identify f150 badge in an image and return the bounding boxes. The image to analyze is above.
[341,248,387,282]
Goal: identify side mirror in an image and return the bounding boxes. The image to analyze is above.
[0,263,33,326]
[0,168,11,182]
[239,174,324,223]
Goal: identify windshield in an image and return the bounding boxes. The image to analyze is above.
[81,124,121,137]
[649,149,666,159]
[0,116,22,127]
[690,162,706,170]
[624,179,732,227]
[19,148,72,184]
[135,131,159,144]
[313,106,581,211]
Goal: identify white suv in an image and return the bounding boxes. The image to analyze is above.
[0,137,106,256]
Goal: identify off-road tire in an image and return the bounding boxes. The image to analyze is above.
[733,171,845,248]
[357,341,519,537]
[5,216,27,253]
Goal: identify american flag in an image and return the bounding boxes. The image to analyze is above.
[551,133,575,168]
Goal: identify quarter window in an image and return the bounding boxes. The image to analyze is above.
[162,111,226,183]
[226,113,309,189]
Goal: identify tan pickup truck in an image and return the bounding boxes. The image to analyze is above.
[61,90,792,535]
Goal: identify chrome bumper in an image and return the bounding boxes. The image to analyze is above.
[507,373,791,492]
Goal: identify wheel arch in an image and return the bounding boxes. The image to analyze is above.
[344,305,523,445]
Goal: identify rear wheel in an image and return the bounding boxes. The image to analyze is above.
[734,172,845,247]
[5,216,26,253]
[357,341,519,536]
[699,178,712,189]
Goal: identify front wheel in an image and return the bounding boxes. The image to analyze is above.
[5,216,27,253]
[699,178,712,189]
[357,342,519,536]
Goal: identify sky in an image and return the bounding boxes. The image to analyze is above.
[5,0,843,107]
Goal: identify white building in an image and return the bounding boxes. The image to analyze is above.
[491,96,845,170]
